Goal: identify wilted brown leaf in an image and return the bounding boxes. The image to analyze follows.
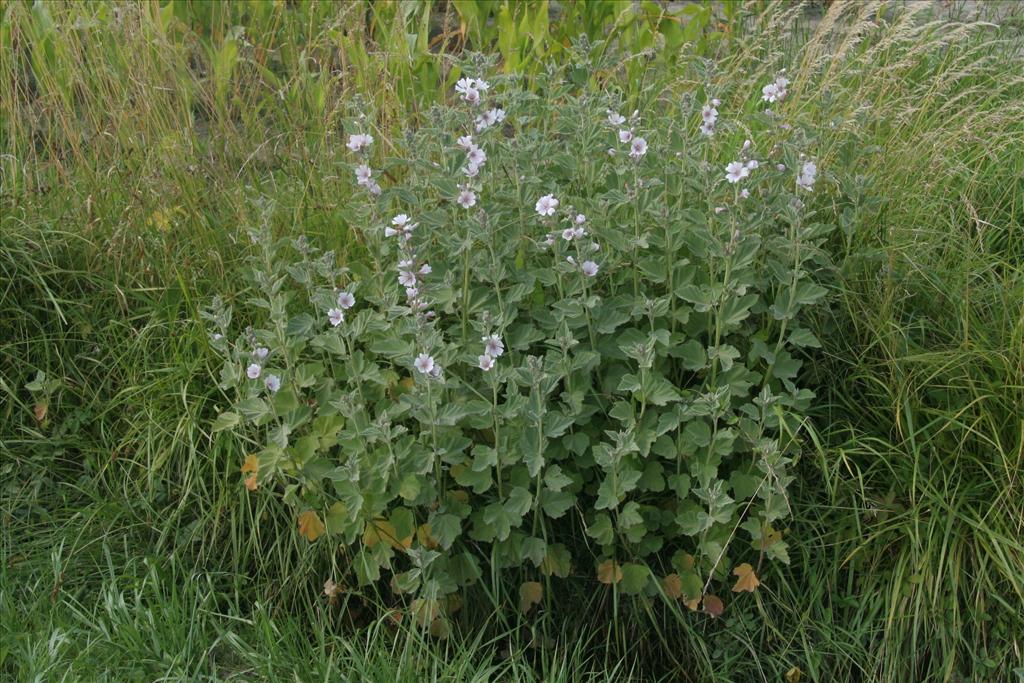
[33,402,48,423]
[703,594,725,617]
[661,573,682,600]
[244,473,258,491]
[240,454,258,474]
[298,510,325,542]
[597,559,623,585]
[519,581,543,614]
[731,563,761,593]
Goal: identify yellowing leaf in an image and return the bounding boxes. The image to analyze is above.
[661,573,682,600]
[731,563,760,593]
[596,559,623,585]
[447,489,470,504]
[519,581,543,614]
[417,523,438,549]
[242,455,259,490]
[298,510,325,542]
[410,598,441,626]
[703,594,725,617]
[33,402,48,423]
[785,666,802,683]
[363,519,411,550]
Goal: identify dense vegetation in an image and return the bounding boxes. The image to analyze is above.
[2,1,1022,681]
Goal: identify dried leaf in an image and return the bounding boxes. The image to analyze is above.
[241,454,259,474]
[417,523,439,549]
[519,581,543,614]
[298,510,325,542]
[596,559,623,585]
[33,402,48,423]
[703,594,725,617]
[731,563,761,593]
[785,666,802,683]
[244,473,258,491]
[661,573,682,600]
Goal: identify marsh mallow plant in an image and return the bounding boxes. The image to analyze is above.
[205,59,836,629]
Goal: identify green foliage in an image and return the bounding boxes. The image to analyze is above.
[209,52,842,622]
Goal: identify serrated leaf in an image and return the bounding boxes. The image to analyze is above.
[620,563,650,595]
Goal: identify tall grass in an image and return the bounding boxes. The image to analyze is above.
[2,1,1022,680]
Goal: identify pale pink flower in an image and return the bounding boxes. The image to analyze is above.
[264,374,281,393]
[328,308,344,326]
[466,146,487,167]
[482,334,504,357]
[629,137,648,159]
[478,354,495,371]
[414,353,435,375]
[535,194,559,217]
[607,110,626,126]
[336,292,355,309]
[355,164,372,185]
[457,189,477,209]
[581,260,599,277]
[246,363,261,380]
[618,129,633,143]
[457,135,474,150]
[725,161,747,184]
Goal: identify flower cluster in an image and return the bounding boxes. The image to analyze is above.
[761,73,790,106]
[348,128,381,196]
[796,158,818,191]
[724,140,760,190]
[700,98,721,137]
[607,109,647,159]
[477,333,504,372]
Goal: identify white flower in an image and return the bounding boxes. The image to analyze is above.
[466,145,487,167]
[385,226,399,238]
[535,194,559,217]
[581,260,599,277]
[456,135,474,150]
[607,110,626,126]
[700,122,715,137]
[254,346,269,360]
[543,233,556,247]
[743,139,752,151]
[701,105,718,123]
[608,147,617,156]
[392,214,410,228]
[328,308,344,326]
[457,189,477,209]
[629,137,648,159]
[796,160,818,191]
[725,161,747,184]
[745,159,759,170]
[463,88,480,106]
[478,354,495,371]
[346,133,374,152]
[455,77,474,95]
[482,334,504,357]
[776,163,786,171]
[492,108,505,122]
[211,333,223,341]
[711,98,721,106]
[246,363,261,380]
[463,162,480,178]
[264,374,281,393]
[575,213,586,224]
[398,269,417,287]
[762,75,789,104]
[740,188,750,199]
[355,164,372,186]
[618,129,633,143]
[419,264,432,276]
[562,228,576,241]
[368,181,382,196]
[337,291,355,309]
[474,78,490,91]
[414,353,435,375]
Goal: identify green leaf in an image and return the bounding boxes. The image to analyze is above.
[430,513,461,550]
[211,411,240,432]
[586,513,615,545]
[620,563,651,595]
